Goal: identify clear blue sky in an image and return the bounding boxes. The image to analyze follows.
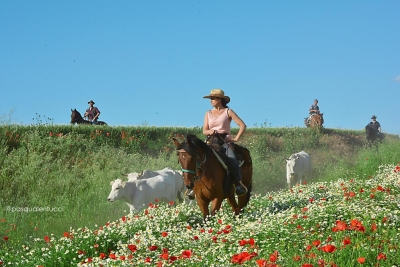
[1,1,399,134]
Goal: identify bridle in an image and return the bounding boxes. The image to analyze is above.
[177,148,207,182]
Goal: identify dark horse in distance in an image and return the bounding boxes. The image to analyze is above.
[173,134,253,219]
[70,109,107,125]
[365,124,384,149]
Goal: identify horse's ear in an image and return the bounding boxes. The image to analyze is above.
[71,109,73,112]
[173,138,180,147]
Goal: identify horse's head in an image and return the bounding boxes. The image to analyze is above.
[173,135,207,190]
[71,109,84,124]
[70,109,77,124]
[310,113,324,128]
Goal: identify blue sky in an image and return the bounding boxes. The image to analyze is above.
[1,1,399,134]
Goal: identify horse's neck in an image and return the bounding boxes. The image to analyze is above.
[75,113,86,123]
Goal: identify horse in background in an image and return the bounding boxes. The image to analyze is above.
[70,109,107,125]
[306,113,324,129]
[173,134,253,220]
[365,124,384,149]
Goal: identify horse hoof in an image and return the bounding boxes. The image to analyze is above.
[186,190,195,200]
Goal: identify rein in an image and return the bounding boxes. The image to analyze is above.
[178,148,207,181]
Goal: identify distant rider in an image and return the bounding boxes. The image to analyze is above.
[366,115,384,139]
[84,100,101,125]
[305,99,320,126]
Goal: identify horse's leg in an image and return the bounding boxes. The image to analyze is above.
[195,196,210,219]
[226,195,240,215]
[210,198,225,216]
[237,151,253,213]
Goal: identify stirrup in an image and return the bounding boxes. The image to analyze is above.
[235,182,248,197]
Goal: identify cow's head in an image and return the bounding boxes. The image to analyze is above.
[286,154,300,179]
[107,179,126,202]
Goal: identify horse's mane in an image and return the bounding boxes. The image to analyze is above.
[176,134,211,157]
[74,109,83,117]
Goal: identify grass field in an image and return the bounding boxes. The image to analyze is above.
[0,124,399,266]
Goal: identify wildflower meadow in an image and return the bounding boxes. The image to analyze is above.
[0,125,399,266]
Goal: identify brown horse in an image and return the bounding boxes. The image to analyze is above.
[308,113,324,129]
[173,134,252,219]
[70,109,107,125]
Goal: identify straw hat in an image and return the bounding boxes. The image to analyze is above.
[203,89,230,103]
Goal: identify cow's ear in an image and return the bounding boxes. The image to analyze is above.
[121,181,126,187]
[110,180,115,186]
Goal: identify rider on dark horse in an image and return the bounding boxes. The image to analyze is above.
[305,99,320,126]
[366,115,384,140]
[84,100,101,125]
[186,89,247,199]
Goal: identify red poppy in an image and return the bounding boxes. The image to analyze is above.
[269,251,279,262]
[119,255,126,260]
[169,256,178,263]
[99,253,106,259]
[312,240,321,247]
[3,236,8,241]
[371,223,377,232]
[321,244,336,253]
[44,235,50,243]
[377,252,386,260]
[149,245,158,251]
[162,231,168,237]
[193,236,199,240]
[293,255,301,261]
[109,253,116,260]
[160,253,169,260]
[181,250,192,258]
[231,251,258,264]
[357,257,365,264]
[127,244,137,252]
[343,236,351,246]
[256,259,268,267]
[301,264,314,267]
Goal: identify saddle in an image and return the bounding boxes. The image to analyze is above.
[205,134,245,169]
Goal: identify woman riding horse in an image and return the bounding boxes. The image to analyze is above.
[186,89,247,199]
[174,134,253,219]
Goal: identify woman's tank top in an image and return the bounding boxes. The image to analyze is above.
[207,108,232,141]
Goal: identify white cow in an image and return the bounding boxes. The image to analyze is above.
[124,167,185,203]
[108,174,183,213]
[286,151,312,188]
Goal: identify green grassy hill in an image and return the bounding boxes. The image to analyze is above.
[0,125,399,251]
